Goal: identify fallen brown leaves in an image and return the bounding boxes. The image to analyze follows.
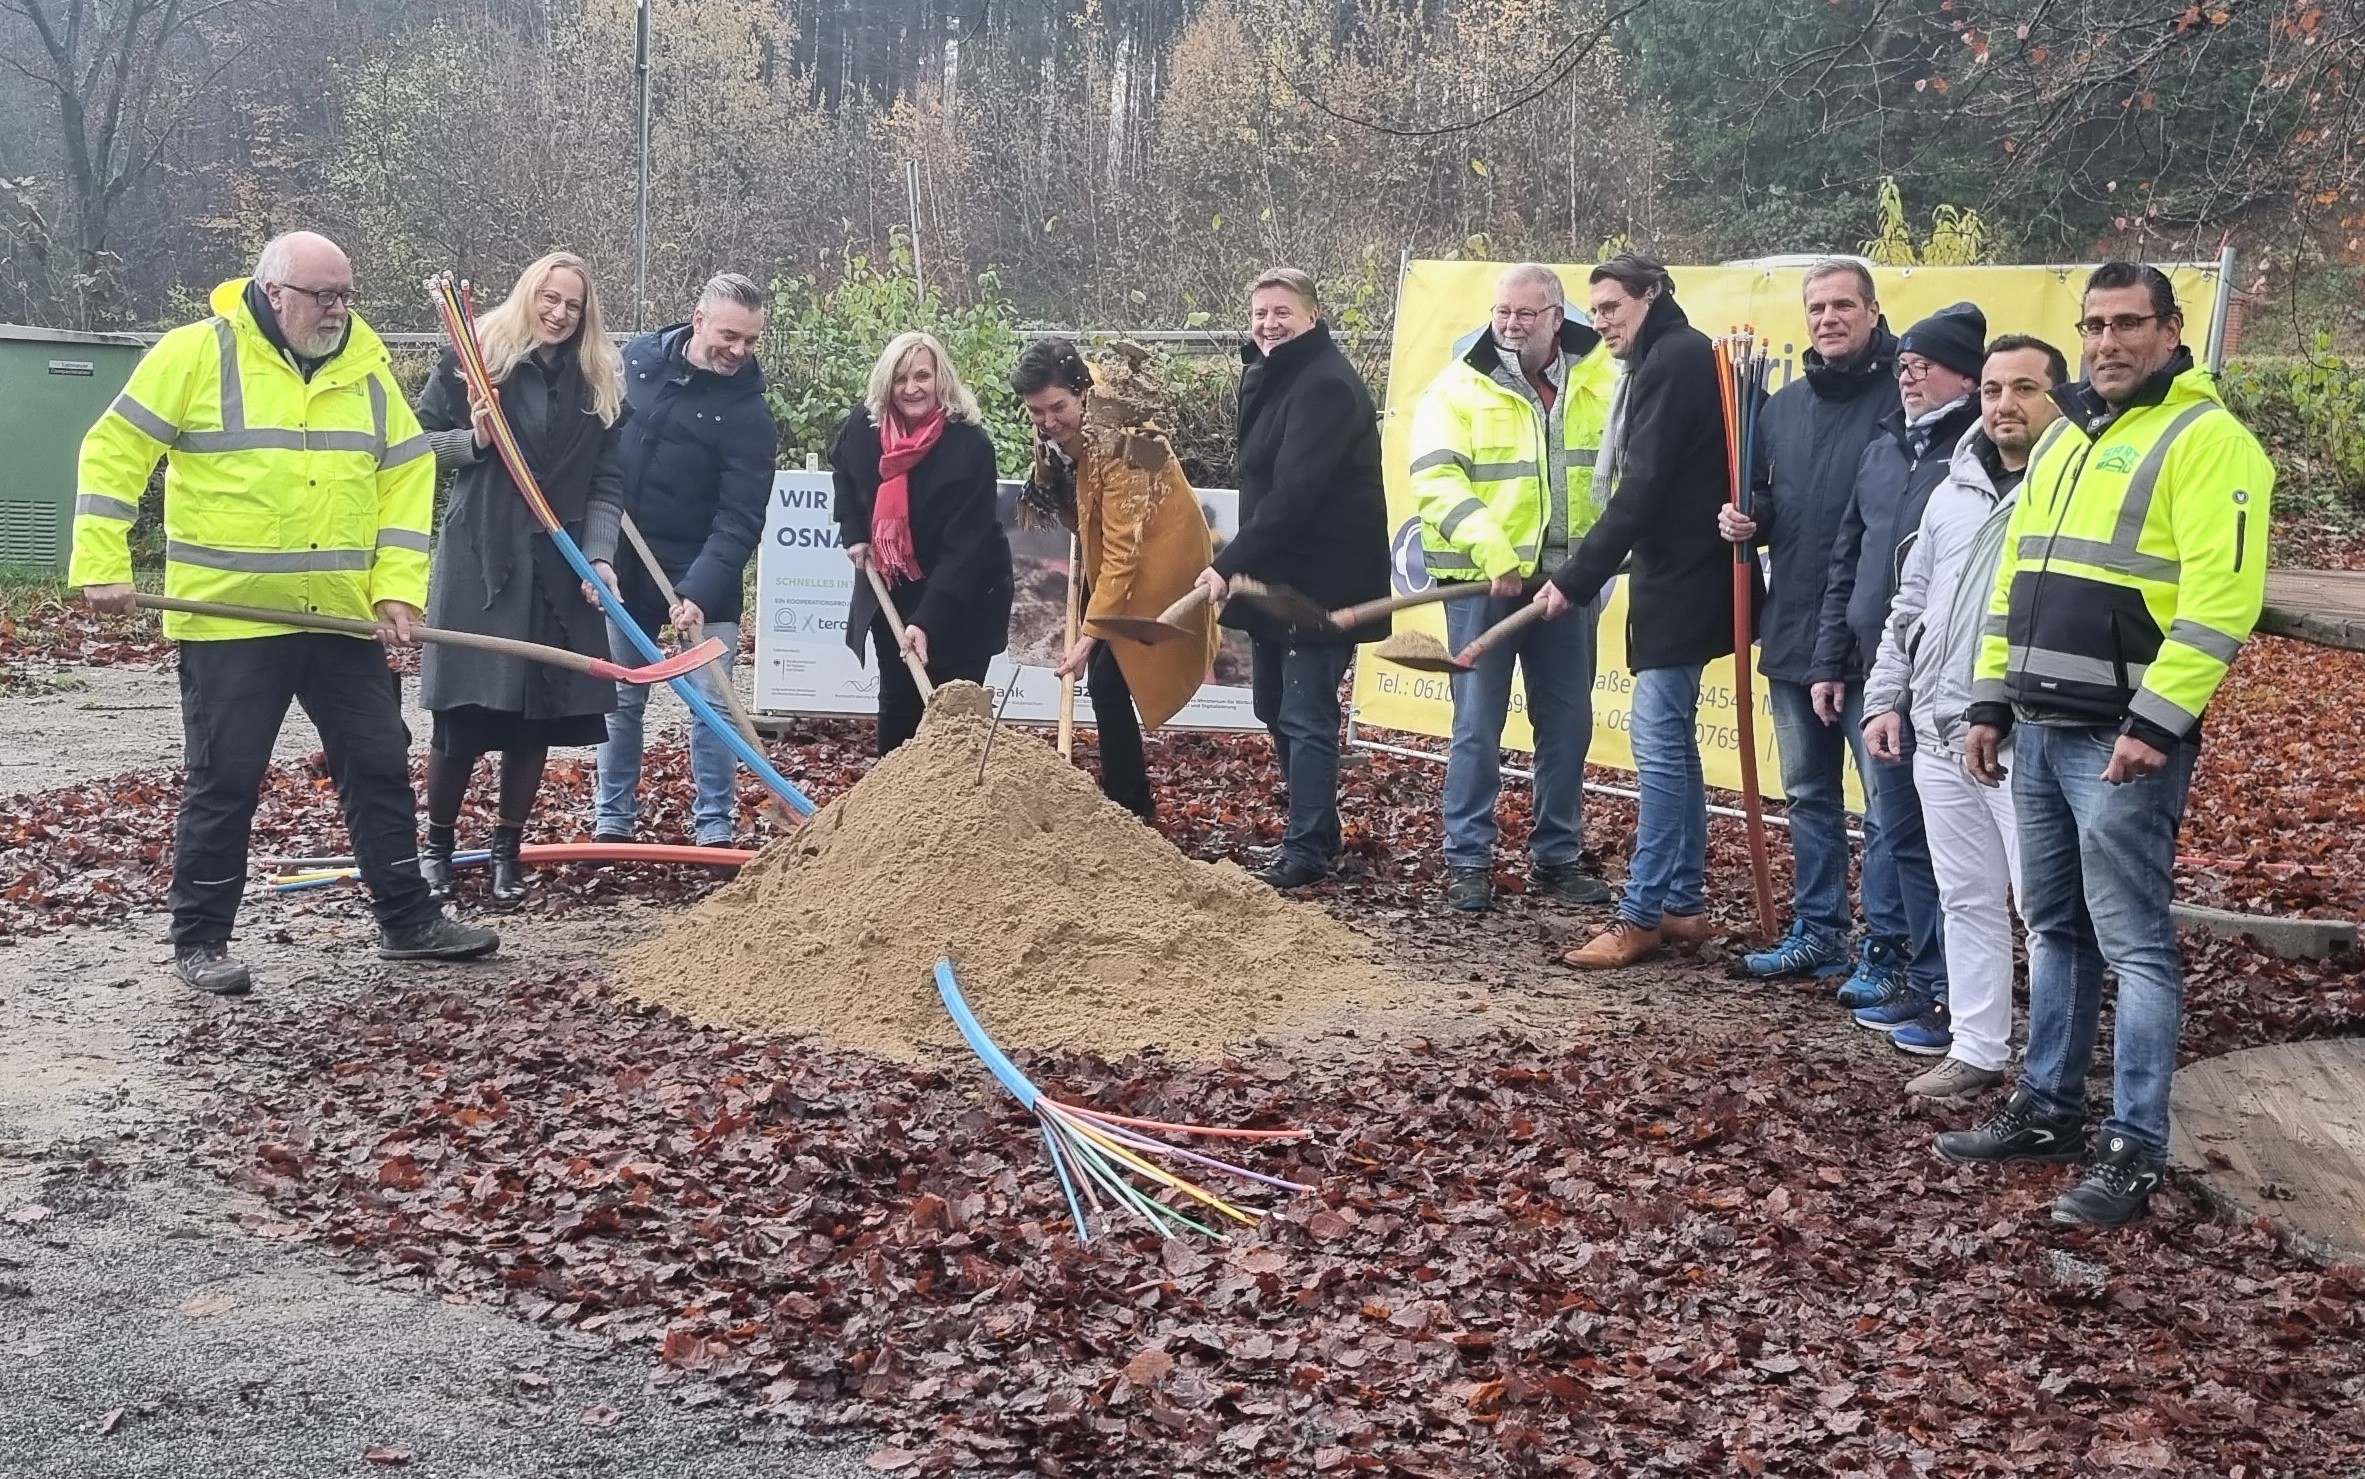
[0,596,170,695]
[187,973,2365,1477]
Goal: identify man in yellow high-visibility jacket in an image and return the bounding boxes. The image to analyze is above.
[72,230,498,996]
[1935,261,2274,1230]
[1408,262,1618,913]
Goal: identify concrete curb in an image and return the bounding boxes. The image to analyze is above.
[2174,902,2359,960]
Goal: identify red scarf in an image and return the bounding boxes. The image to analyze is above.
[872,409,945,584]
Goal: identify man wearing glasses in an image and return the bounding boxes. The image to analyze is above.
[1937,262,2274,1229]
[1810,303,1989,1053]
[72,230,499,996]
[1408,262,1618,912]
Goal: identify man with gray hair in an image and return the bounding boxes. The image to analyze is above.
[594,272,774,845]
[1406,262,1620,912]
[70,229,499,994]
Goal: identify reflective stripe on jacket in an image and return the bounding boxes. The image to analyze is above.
[1409,319,1613,582]
[68,277,434,641]
[1971,355,2273,746]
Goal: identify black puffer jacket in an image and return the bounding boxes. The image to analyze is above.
[1810,395,1984,683]
[1747,324,1897,683]
[614,325,774,627]
[1212,321,1390,645]
[1549,292,1754,671]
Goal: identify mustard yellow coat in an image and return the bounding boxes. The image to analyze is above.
[1056,416,1220,730]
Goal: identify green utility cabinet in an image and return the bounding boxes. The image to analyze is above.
[0,324,147,572]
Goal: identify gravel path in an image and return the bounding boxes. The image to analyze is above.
[0,910,871,1479]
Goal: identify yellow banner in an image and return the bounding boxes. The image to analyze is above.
[1354,259,2228,800]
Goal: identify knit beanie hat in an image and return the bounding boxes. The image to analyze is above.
[1898,302,1989,379]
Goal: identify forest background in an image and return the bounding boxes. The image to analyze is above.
[3,0,2360,506]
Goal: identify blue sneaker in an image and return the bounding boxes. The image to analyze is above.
[1742,921,1848,980]
[1834,938,1907,1009]
[1852,982,1928,1034]
[1890,999,1952,1056]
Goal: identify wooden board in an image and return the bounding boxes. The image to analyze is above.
[2168,1038,2365,1267]
[2260,569,2365,652]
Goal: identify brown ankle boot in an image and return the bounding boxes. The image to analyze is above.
[1562,919,1663,970]
[1660,911,1718,949]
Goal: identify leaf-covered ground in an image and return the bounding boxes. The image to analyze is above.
[10,596,2365,1473]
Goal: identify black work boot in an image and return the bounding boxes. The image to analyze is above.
[487,825,527,907]
[2050,1134,2165,1229]
[173,942,252,997]
[378,913,501,961]
[419,822,456,900]
[1530,860,1614,905]
[1933,1088,2087,1166]
[1444,866,1494,912]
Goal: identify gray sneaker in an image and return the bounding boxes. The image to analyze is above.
[1529,860,1613,906]
[1905,1058,2006,1099]
[378,913,501,961]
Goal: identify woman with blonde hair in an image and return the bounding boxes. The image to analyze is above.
[829,331,1013,754]
[413,250,627,904]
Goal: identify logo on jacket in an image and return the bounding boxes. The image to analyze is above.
[2095,444,2139,475]
[1390,518,1433,596]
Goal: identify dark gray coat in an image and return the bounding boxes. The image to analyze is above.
[415,344,624,719]
[1810,395,1983,683]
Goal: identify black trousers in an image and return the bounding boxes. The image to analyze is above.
[872,613,994,756]
[1085,641,1153,819]
[171,634,437,945]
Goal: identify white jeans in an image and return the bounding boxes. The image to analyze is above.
[1914,744,2030,1071]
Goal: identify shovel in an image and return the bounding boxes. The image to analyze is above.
[1094,585,1213,646]
[133,594,726,684]
[1225,576,1332,630]
[1378,600,1550,674]
[1327,583,1494,631]
[862,564,936,701]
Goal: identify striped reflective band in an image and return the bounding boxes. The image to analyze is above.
[168,540,372,573]
[2166,616,2243,664]
[191,317,384,457]
[1411,447,1473,476]
[1437,497,1489,542]
[2111,403,2216,547]
[110,393,180,445]
[375,528,430,554]
[382,432,431,469]
[2018,534,2182,584]
[2008,643,2146,689]
[2129,687,2199,735]
[76,493,139,521]
[1470,459,1539,482]
[1568,448,1599,468]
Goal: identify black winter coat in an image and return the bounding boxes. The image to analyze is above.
[1747,324,1897,684]
[1211,321,1390,645]
[829,408,1013,670]
[615,325,774,627]
[1549,293,1754,671]
[1811,395,1983,682]
[415,343,623,719]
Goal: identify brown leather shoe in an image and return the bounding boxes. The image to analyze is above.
[1660,911,1718,948]
[1562,919,1663,970]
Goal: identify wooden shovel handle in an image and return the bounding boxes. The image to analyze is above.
[1058,533,1082,760]
[1328,583,1494,629]
[136,593,615,676]
[863,563,936,701]
[1456,599,1550,666]
[1159,584,1213,625]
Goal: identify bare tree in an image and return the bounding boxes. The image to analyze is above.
[0,0,245,314]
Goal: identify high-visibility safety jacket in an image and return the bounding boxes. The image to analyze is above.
[1409,319,1614,582]
[69,278,435,641]
[1970,353,2273,750]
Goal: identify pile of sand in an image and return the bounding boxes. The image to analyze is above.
[617,683,1405,1061]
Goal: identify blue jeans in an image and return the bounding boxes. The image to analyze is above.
[1621,664,1708,929]
[1871,734,1948,1003]
[1768,678,1888,941]
[1442,592,1597,870]
[2013,723,2197,1161]
[1249,637,1354,872]
[594,618,741,843]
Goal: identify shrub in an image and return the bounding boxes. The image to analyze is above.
[2222,336,2365,518]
